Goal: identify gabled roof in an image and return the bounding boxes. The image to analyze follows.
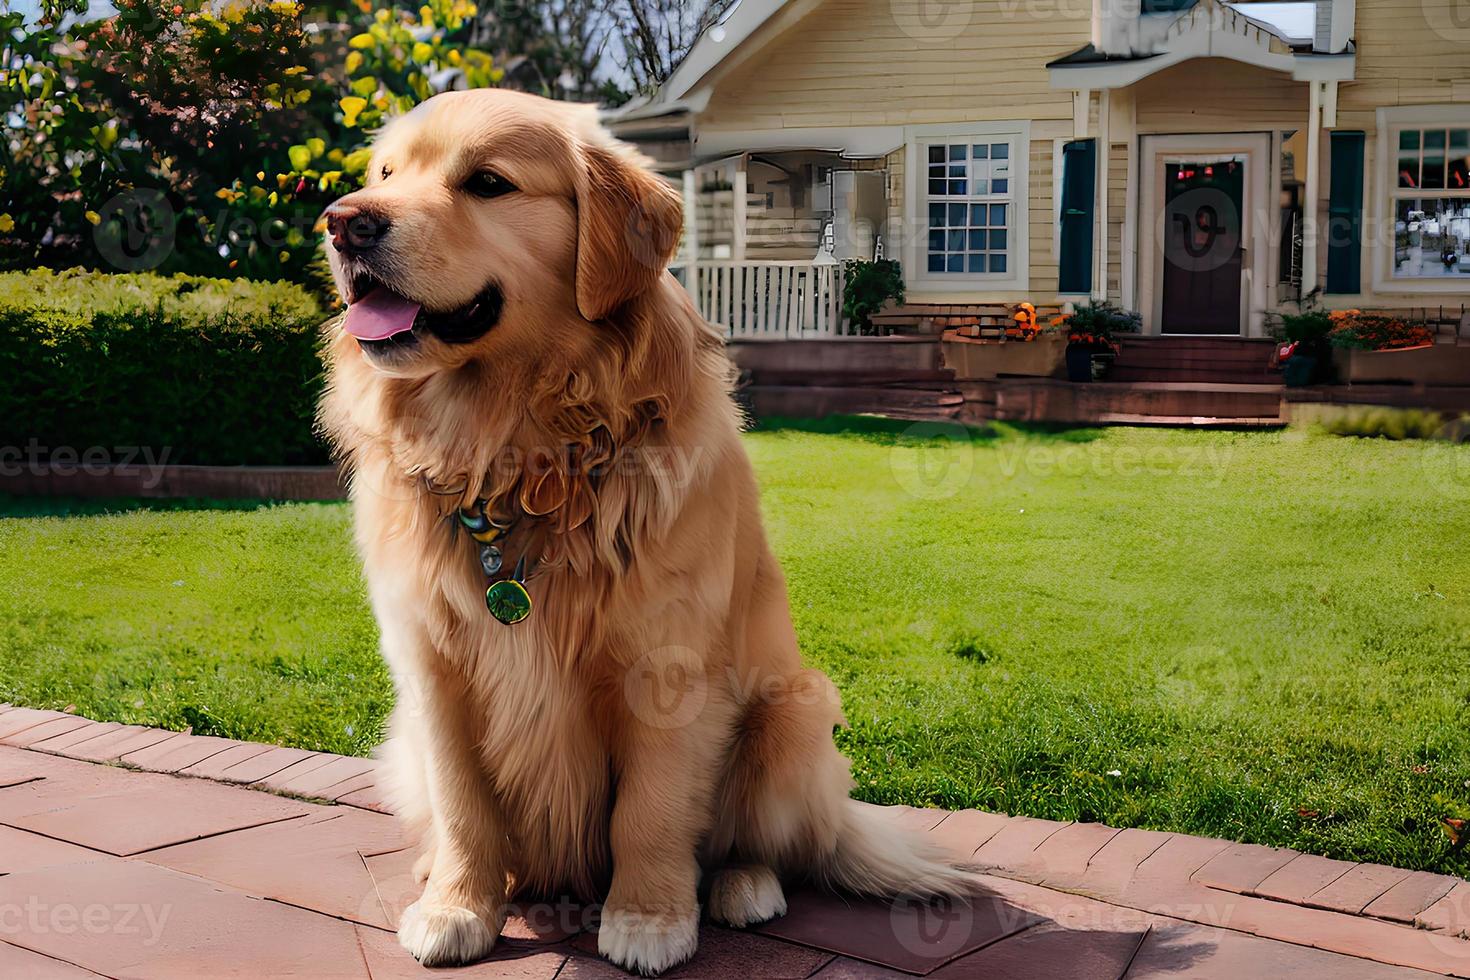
[651,0,793,107]
[1047,0,1354,86]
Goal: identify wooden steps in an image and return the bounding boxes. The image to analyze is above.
[744,384,964,421]
[1111,336,1277,384]
[957,379,1286,425]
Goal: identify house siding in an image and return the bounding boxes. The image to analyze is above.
[1334,0,1470,307]
[682,0,1469,311]
[697,0,1089,133]
[1107,141,1127,299]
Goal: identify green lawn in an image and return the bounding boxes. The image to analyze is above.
[4,422,1470,874]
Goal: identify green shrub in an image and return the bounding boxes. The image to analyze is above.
[0,268,329,465]
[842,259,905,335]
[1314,405,1451,441]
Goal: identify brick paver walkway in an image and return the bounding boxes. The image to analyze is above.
[2,704,1469,978]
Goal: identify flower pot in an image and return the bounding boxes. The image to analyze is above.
[1282,354,1318,387]
[1065,345,1094,382]
[1090,352,1116,382]
[941,332,1067,380]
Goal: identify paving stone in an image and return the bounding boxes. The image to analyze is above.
[0,858,371,979]
[0,826,108,875]
[0,743,94,784]
[885,804,952,833]
[1306,862,1413,915]
[61,726,180,763]
[270,755,377,798]
[337,783,394,814]
[0,941,107,978]
[1192,843,1301,895]
[970,817,1073,880]
[2,715,96,748]
[1076,828,1175,896]
[1416,881,1470,937]
[929,922,1147,979]
[215,745,329,784]
[1365,870,1460,925]
[807,957,912,978]
[1030,822,1122,886]
[0,744,50,789]
[568,923,831,979]
[28,722,126,754]
[0,759,312,855]
[144,808,403,929]
[356,925,571,979]
[120,734,243,774]
[0,708,71,741]
[361,844,586,941]
[927,809,1013,860]
[755,884,1042,974]
[1125,920,1447,979]
[176,740,274,779]
[1131,832,1233,883]
[1252,854,1357,904]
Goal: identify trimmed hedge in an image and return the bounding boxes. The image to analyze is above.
[0,268,331,465]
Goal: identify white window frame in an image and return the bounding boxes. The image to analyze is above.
[902,121,1030,293]
[1373,105,1470,295]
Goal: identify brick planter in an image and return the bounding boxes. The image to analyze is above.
[1332,345,1470,386]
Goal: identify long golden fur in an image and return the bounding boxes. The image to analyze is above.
[319,89,967,975]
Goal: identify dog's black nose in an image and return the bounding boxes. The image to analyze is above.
[324,203,391,254]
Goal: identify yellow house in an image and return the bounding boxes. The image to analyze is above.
[610,0,1470,339]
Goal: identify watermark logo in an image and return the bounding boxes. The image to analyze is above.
[1423,0,1470,43]
[890,0,973,41]
[624,645,709,730]
[93,190,176,272]
[889,422,976,501]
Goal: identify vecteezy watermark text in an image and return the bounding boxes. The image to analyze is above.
[0,898,172,946]
[0,441,173,489]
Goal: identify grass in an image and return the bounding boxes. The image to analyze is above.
[3,422,1470,874]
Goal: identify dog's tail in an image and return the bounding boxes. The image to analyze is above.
[813,799,974,899]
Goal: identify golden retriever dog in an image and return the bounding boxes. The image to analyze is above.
[318,88,968,975]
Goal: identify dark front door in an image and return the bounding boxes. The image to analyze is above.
[1161,159,1245,334]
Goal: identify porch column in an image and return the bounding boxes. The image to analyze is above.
[1302,81,1323,295]
[1095,89,1111,302]
[681,169,699,301]
[731,156,748,262]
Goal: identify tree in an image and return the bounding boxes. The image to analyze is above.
[470,0,618,104]
[607,0,735,95]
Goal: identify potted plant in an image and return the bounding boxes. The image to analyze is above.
[1325,309,1463,384]
[841,259,905,336]
[1054,301,1138,382]
[1273,299,1335,386]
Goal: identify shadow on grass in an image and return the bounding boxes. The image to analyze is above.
[749,415,1107,446]
[0,495,299,518]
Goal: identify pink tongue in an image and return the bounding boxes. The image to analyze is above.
[344,287,422,341]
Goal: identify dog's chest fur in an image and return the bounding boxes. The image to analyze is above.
[358,479,615,897]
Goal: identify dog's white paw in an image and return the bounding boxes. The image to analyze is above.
[707,865,787,928]
[397,900,497,967]
[598,903,699,977]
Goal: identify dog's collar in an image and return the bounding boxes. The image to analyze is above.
[457,501,541,625]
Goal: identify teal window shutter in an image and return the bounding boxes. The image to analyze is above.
[1326,131,1365,294]
[1059,139,1096,295]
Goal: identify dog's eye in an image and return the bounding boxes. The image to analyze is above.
[465,171,516,199]
[380,164,392,181]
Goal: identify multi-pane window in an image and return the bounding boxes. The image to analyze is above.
[924,141,1013,275]
[1391,126,1470,280]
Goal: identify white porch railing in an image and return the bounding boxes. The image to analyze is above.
[671,260,851,338]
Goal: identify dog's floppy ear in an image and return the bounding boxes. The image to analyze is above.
[574,142,683,322]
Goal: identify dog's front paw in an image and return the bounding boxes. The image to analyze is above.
[707,865,786,928]
[397,900,498,967]
[597,903,699,976]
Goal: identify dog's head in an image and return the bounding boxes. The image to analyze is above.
[323,89,683,377]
